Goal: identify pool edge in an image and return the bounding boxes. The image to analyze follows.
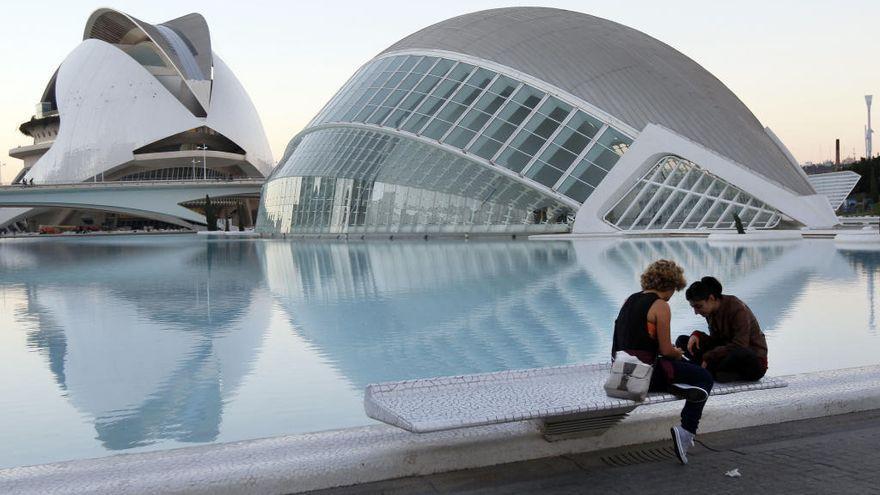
[2,364,878,494]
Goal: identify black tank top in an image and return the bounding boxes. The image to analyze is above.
[612,291,660,359]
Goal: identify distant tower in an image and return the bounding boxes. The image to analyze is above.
[835,138,841,169]
[867,95,874,159]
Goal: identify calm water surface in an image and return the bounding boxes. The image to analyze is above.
[1,235,878,468]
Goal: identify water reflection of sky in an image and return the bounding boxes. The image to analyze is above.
[0,235,878,468]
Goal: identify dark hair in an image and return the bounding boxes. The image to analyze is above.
[685,276,723,301]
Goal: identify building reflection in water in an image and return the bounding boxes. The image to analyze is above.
[258,238,863,391]
[836,247,880,335]
[1,235,878,455]
[1,238,269,450]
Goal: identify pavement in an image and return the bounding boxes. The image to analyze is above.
[308,409,880,495]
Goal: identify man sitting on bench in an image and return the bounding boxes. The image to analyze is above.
[679,277,768,382]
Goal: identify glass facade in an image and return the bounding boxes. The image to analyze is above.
[258,127,573,235]
[605,156,782,230]
[307,54,634,204]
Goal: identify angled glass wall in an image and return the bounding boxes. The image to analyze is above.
[806,171,861,211]
[605,156,782,231]
[258,127,574,235]
[308,54,634,204]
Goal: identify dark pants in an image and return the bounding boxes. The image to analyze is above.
[675,335,766,382]
[650,358,713,434]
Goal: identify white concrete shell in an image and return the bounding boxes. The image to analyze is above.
[24,39,272,184]
[1,9,273,229]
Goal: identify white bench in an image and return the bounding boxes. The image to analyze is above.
[364,362,788,441]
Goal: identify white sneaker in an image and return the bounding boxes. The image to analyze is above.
[671,425,695,465]
[670,383,709,403]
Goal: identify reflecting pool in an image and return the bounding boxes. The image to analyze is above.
[1,235,878,468]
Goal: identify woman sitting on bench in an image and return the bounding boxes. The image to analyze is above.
[680,277,768,382]
[612,259,714,465]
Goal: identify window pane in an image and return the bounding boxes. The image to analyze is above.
[582,163,609,187]
[413,75,441,94]
[699,200,727,227]
[396,56,419,72]
[481,119,518,144]
[584,145,621,171]
[537,97,572,122]
[510,131,546,157]
[422,118,454,140]
[463,68,494,90]
[558,177,594,202]
[452,85,484,106]
[497,147,532,172]
[596,128,633,155]
[458,109,492,132]
[525,162,565,187]
[412,57,435,74]
[445,127,476,148]
[470,135,504,160]
[497,104,533,127]
[554,126,590,156]
[429,59,454,76]
[524,115,560,139]
[567,112,603,140]
[538,144,577,171]
[446,63,474,82]
[473,91,509,115]
[435,102,468,124]
[707,180,726,197]
[512,87,543,108]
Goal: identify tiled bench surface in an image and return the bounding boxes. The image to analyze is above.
[364,362,788,434]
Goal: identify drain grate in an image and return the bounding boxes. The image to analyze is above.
[600,447,677,467]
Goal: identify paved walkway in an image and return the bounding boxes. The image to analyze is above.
[309,409,880,494]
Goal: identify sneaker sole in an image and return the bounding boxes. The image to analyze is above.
[671,427,688,465]
[671,384,709,403]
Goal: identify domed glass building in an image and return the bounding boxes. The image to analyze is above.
[257,7,838,235]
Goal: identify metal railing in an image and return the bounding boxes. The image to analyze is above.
[0,178,265,191]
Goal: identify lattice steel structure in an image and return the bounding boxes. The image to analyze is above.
[807,171,861,211]
[605,156,782,230]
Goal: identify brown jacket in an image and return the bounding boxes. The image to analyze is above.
[695,295,768,366]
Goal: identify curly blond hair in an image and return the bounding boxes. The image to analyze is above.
[640,259,686,292]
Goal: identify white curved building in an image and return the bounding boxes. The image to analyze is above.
[257,7,838,235]
[4,9,273,230]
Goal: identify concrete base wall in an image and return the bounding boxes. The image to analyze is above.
[1,365,878,495]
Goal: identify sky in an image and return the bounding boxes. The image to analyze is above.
[0,0,877,183]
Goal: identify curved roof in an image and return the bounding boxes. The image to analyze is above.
[84,8,212,114]
[382,7,814,195]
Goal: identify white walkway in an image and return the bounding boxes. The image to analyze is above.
[0,180,263,228]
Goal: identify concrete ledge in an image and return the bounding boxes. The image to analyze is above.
[1,365,878,495]
[707,230,803,242]
[834,228,880,247]
[196,230,259,237]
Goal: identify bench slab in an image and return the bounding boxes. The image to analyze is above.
[364,362,788,434]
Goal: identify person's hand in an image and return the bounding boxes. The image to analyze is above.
[672,347,684,360]
[687,334,700,354]
[701,361,708,369]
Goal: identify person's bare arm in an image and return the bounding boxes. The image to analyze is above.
[649,299,683,359]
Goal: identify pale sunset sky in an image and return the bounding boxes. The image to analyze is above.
[0,0,877,183]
